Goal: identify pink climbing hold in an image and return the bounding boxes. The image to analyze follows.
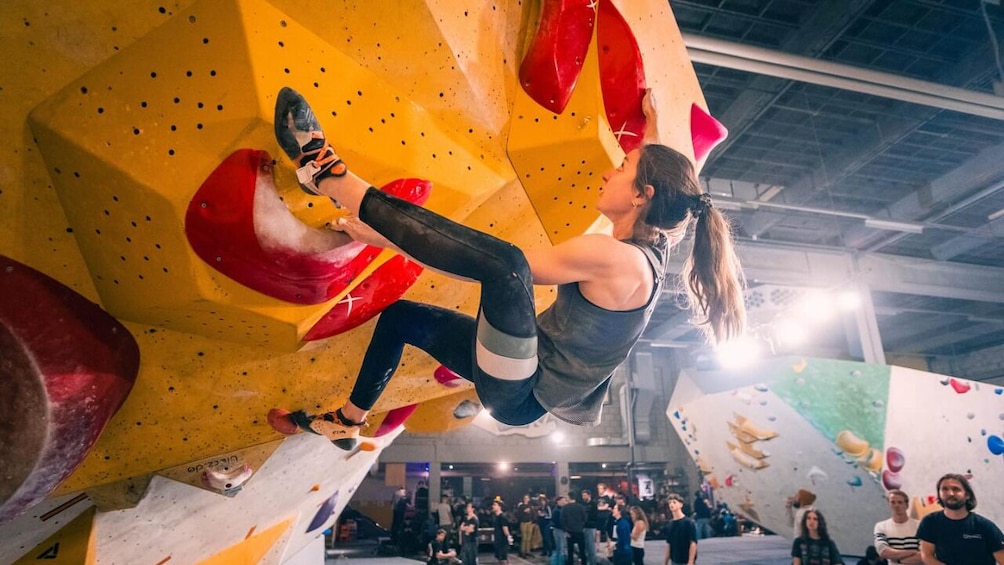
[371,404,419,438]
[691,103,729,163]
[949,378,971,394]
[434,365,464,388]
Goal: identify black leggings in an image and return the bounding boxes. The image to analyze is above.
[347,188,546,425]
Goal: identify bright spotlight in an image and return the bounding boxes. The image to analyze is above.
[498,461,509,472]
[551,431,565,444]
[796,290,836,324]
[716,336,762,369]
[773,318,807,347]
[838,291,861,311]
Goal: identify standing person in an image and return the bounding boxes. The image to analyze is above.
[492,501,513,565]
[551,496,568,565]
[664,494,697,565]
[873,489,921,565]
[564,493,589,565]
[518,494,537,558]
[416,481,430,520]
[597,483,615,506]
[608,504,633,565]
[459,502,480,565]
[267,87,747,449]
[917,473,1004,565]
[582,489,600,565]
[629,506,649,565]
[693,491,712,540]
[539,494,555,557]
[787,489,818,539]
[438,495,455,544]
[391,487,408,547]
[791,509,843,565]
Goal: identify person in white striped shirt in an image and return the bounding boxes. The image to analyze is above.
[873,489,921,565]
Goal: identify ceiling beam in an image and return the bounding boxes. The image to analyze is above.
[877,315,964,350]
[666,242,1004,303]
[685,36,1004,120]
[698,0,875,160]
[931,216,1004,261]
[891,321,1003,355]
[718,40,1000,239]
[844,143,1004,249]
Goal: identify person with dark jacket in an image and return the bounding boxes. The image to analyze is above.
[563,493,588,565]
[551,496,567,565]
[610,504,634,565]
[583,490,600,565]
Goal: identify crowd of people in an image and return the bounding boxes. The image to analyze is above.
[388,481,741,565]
[389,472,1003,565]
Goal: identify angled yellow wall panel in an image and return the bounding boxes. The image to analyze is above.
[507,24,623,245]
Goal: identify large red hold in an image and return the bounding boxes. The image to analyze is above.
[597,0,647,153]
[185,149,430,305]
[0,255,139,524]
[519,0,596,114]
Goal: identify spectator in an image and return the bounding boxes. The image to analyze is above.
[458,502,480,565]
[856,545,887,565]
[564,492,588,565]
[663,494,697,565]
[492,500,513,565]
[629,506,649,565]
[428,528,461,565]
[609,504,633,565]
[791,509,843,565]
[693,491,712,540]
[873,489,920,565]
[917,473,1004,565]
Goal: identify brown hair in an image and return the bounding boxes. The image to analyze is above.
[801,509,831,541]
[886,489,908,504]
[936,473,976,511]
[629,505,649,527]
[634,144,746,344]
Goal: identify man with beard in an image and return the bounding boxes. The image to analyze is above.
[917,473,1004,565]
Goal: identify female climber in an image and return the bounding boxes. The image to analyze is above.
[267,87,746,449]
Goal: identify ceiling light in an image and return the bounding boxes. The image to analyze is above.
[716,336,762,369]
[795,291,836,323]
[838,291,862,311]
[864,218,924,234]
[773,318,807,347]
[758,185,783,201]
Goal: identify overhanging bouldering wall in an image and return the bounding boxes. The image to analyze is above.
[0,0,719,562]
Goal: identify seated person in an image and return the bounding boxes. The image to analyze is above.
[428,528,461,565]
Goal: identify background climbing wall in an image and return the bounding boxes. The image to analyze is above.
[0,0,712,562]
[668,356,1004,555]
